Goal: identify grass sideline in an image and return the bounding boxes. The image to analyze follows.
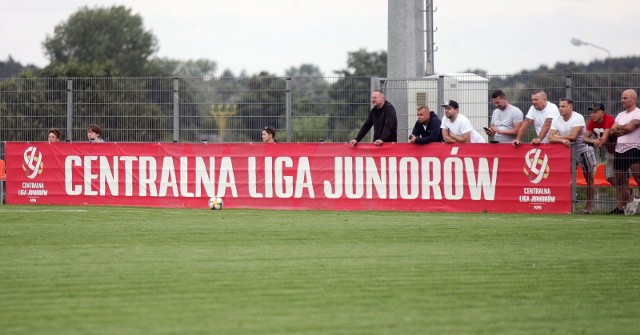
[0,205,639,335]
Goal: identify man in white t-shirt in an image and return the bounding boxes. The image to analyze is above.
[549,98,596,214]
[610,89,640,215]
[512,90,560,146]
[440,100,485,143]
[485,90,524,143]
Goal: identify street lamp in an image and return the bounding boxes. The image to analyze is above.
[571,38,612,112]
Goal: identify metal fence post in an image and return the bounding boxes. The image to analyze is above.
[371,77,380,91]
[565,74,572,100]
[437,75,445,119]
[571,144,577,214]
[368,77,381,143]
[286,77,292,142]
[66,79,73,142]
[173,78,179,142]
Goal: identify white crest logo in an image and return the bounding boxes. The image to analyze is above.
[22,146,44,179]
[523,148,550,184]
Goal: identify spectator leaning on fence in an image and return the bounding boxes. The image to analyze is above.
[261,126,276,143]
[48,128,61,143]
[512,90,560,146]
[441,100,486,143]
[485,90,524,143]
[549,98,596,214]
[583,102,617,185]
[87,124,104,142]
[409,105,443,144]
[609,89,640,215]
[350,90,398,147]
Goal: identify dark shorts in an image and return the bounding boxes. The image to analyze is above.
[614,148,640,171]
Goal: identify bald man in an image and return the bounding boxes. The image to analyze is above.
[609,89,640,215]
[350,90,398,146]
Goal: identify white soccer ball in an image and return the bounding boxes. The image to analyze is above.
[208,197,224,210]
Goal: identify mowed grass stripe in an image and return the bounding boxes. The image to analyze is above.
[0,206,639,335]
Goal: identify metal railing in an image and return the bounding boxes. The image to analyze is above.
[1,73,639,213]
[2,73,639,146]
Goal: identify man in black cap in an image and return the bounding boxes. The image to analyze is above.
[350,90,398,146]
[584,102,616,183]
[440,100,485,143]
[584,102,630,214]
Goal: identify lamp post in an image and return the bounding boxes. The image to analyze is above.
[571,38,612,112]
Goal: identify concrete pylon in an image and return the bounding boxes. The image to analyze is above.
[387,0,428,79]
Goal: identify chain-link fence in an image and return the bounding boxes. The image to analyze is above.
[0,76,376,147]
[1,73,639,213]
[2,74,639,146]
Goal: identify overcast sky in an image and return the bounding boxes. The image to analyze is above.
[1,0,638,76]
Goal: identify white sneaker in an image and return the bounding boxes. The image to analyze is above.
[624,198,640,216]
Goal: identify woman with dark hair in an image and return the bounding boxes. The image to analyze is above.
[261,126,276,143]
[48,128,61,143]
[87,124,104,142]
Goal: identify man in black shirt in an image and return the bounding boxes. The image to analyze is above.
[350,90,398,146]
[409,105,443,144]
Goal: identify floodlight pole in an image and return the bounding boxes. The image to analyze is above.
[571,38,612,112]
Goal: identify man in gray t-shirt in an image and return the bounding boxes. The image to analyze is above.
[485,90,524,143]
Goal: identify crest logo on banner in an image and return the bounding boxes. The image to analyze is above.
[22,146,44,179]
[523,148,550,184]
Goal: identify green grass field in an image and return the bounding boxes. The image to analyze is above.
[1,206,639,335]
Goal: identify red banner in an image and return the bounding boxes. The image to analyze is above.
[5,142,571,213]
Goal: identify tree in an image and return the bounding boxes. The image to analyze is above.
[286,64,330,113]
[461,68,488,77]
[233,72,286,141]
[325,76,371,142]
[285,64,324,77]
[0,56,39,78]
[152,58,217,78]
[322,49,387,142]
[219,69,235,77]
[42,5,158,76]
[285,64,332,141]
[335,49,387,77]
